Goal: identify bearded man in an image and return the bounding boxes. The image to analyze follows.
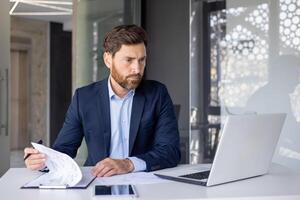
[24,25,180,177]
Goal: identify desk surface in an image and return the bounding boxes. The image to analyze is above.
[0,163,300,200]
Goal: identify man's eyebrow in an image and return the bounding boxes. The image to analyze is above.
[124,56,146,59]
[125,56,135,59]
[138,56,147,60]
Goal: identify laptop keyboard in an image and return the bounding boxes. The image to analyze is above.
[179,170,210,180]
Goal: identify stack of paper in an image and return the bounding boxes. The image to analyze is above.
[22,143,95,189]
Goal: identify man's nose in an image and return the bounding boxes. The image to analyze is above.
[131,60,142,74]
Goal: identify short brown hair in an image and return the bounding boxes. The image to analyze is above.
[103,24,147,56]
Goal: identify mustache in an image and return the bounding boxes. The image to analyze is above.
[126,74,142,79]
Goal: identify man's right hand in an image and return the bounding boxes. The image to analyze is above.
[24,147,46,170]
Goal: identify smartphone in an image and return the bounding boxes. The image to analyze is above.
[94,185,138,198]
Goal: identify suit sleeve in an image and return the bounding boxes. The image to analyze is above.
[135,85,181,171]
[52,89,84,158]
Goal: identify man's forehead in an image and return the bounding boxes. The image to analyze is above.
[119,43,145,50]
[115,43,146,57]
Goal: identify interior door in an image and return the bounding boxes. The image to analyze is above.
[10,50,29,150]
[0,0,10,176]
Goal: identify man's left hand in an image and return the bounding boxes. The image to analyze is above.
[92,158,134,177]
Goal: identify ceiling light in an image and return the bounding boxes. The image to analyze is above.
[9,0,73,16]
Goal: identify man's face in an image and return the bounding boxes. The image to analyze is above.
[104,43,146,90]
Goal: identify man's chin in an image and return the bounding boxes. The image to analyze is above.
[127,80,141,90]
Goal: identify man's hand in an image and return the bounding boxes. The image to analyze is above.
[24,147,46,170]
[92,158,134,177]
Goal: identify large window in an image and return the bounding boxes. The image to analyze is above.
[74,0,141,88]
[191,0,300,172]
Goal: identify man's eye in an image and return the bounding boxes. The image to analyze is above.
[126,59,132,62]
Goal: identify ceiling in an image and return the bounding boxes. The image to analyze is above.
[9,0,72,29]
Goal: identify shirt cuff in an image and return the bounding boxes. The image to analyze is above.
[127,157,146,172]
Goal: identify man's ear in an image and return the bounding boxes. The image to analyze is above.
[103,52,112,69]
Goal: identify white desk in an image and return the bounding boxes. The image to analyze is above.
[0,164,300,200]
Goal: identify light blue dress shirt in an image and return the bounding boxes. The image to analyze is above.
[108,78,146,172]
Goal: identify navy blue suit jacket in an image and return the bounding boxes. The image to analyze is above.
[52,78,181,171]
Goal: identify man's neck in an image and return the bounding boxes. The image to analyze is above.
[110,77,129,98]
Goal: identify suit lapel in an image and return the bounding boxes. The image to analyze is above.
[96,79,111,157]
[129,89,145,155]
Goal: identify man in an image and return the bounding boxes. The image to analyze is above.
[24,25,180,177]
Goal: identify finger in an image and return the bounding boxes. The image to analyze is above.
[99,159,125,175]
[25,154,46,170]
[92,158,116,176]
[24,154,45,167]
[27,153,46,160]
[24,148,39,157]
[27,158,46,166]
[105,159,127,175]
[103,169,117,177]
[92,162,105,176]
[92,162,103,174]
[28,163,46,171]
[26,159,45,169]
[97,166,113,177]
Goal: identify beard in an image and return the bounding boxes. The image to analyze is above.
[111,63,143,90]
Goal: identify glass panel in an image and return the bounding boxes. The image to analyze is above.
[219,2,269,110]
[224,0,300,170]
[74,0,141,88]
[191,0,300,171]
[217,0,300,171]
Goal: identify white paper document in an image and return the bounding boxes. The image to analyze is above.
[21,143,95,189]
[94,172,171,185]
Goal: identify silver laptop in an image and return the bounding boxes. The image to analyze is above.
[155,113,286,186]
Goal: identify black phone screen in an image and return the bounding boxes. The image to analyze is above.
[95,185,136,196]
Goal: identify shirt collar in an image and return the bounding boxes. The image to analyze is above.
[108,76,135,99]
